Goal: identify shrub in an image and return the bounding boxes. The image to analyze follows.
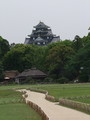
[78,74,89,83]
[57,77,69,84]
[26,77,36,84]
[44,77,53,83]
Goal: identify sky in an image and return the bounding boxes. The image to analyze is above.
[0,0,90,44]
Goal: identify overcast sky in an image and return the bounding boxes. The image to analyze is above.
[0,0,90,44]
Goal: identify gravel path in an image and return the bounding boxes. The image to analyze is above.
[19,89,90,120]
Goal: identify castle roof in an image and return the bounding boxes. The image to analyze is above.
[35,36,45,42]
[24,21,60,45]
[34,22,50,29]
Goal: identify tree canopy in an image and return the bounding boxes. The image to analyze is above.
[0,36,10,60]
[0,33,90,83]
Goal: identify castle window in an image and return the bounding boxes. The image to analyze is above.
[37,42,40,45]
[43,42,45,45]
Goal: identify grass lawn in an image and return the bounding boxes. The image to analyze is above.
[29,83,90,104]
[0,88,42,120]
[0,89,23,104]
[0,103,42,120]
[0,83,90,104]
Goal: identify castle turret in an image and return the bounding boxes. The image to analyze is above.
[24,21,60,46]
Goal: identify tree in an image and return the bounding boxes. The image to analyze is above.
[0,61,4,81]
[45,43,74,79]
[3,44,47,72]
[82,32,90,46]
[32,46,47,70]
[72,35,83,52]
[65,41,90,82]
[0,36,10,60]
[3,44,34,71]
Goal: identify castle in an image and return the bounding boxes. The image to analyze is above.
[24,22,60,46]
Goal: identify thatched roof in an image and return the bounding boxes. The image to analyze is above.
[16,68,47,78]
[4,70,19,79]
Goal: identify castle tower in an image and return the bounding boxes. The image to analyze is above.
[24,22,60,46]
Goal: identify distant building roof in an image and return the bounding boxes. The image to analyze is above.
[34,21,50,29]
[51,36,60,43]
[35,36,45,42]
[16,68,47,78]
[24,21,60,46]
[4,70,19,79]
[46,29,54,36]
[24,38,30,44]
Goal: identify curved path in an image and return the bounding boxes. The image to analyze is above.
[19,89,90,120]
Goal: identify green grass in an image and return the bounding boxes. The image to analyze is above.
[0,89,23,104]
[0,83,90,116]
[0,103,42,120]
[28,83,90,104]
[73,98,90,104]
[0,89,22,98]
[0,88,42,120]
[0,83,90,104]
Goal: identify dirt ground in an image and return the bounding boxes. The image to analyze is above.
[19,89,90,120]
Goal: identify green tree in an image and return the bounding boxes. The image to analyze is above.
[72,35,83,52]
[82,32,90,46]
[3,44,35,71]
[33,46,47,70]
[0,61,4,81]
[0,36,10,60]
[45,43,74,79]
[65,41,90,82]
[3,44,47,72]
